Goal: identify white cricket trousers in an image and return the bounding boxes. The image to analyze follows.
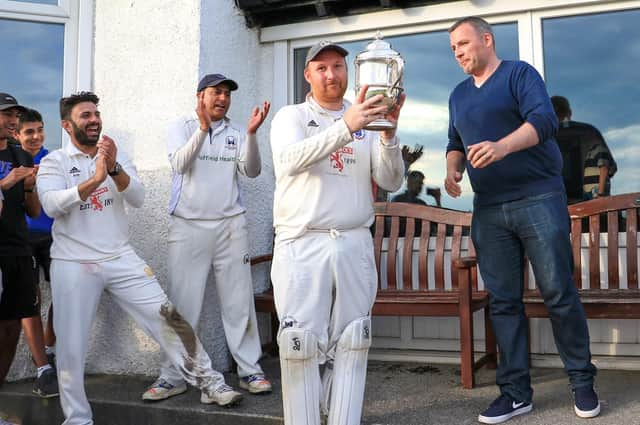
[271,227,378,364]
[160,214,263,384]
[51,252,225,425]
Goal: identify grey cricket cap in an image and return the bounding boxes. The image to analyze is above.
[305,41,348,67]
[197,74,239,92]
[0,92,27,112]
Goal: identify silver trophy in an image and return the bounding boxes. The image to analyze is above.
[354,31,405,131]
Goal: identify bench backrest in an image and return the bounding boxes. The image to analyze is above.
[568,192,640,290]
[373,202,476,292]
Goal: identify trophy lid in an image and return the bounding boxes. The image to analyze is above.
[357,31,401,61]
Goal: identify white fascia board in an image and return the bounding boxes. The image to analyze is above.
[260,0,621,43]
[287,12,518,49]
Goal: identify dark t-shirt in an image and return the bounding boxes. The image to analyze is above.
[555,120,616,202]
[391,192,428,206]
[0,144,34,256]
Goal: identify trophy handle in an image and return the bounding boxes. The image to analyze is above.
[390,56,404,105]
[392,87,404,105]
[389,76,404,105]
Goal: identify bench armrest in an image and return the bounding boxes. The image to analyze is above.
[453,256,477,269]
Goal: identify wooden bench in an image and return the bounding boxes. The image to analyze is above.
[252,202,497,389]
[523,192,640,319]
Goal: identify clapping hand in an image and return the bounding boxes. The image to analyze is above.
[247,101,271,135]
[97,135,118,171]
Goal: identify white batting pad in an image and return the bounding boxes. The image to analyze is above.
[278,327,322,425]
[327,316,372,425]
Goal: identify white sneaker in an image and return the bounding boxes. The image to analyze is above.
[238,373,272,394]
[142,378,187,401]
[200,384,243,406]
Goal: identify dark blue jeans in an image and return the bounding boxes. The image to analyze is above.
[471,191,597,403]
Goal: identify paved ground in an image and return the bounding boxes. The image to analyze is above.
[1,355,639,424]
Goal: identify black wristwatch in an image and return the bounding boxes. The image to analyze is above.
[108,162,122,176]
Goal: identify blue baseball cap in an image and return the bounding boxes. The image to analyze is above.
[197,74,239,92]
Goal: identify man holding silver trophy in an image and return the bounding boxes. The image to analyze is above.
[269,38,405,425]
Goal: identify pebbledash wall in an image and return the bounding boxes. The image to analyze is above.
[9,0,275,380]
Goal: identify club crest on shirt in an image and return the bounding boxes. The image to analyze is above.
[328,146,355,173]
[225,136,237,149]
[352,129,365,140]
[79,186,112,211]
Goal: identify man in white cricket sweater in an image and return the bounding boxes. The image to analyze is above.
[270,41,405,425]
[143,74,272,401]
[37,92,242,425]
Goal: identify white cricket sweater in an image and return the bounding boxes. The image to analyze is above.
[37,142,144,262]
[270,96,404,242]
[167,114,260,220]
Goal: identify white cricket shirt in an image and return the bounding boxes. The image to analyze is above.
[270,96,404,242]
[167,114,260,220]
[37,142,144,262]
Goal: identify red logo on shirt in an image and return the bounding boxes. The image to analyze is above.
[89,187,108,211]
[328,147,353,173]
[329,151,344,172]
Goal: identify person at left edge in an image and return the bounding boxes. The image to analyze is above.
[37,91,242,425]
[143,73,272,401]
[0,92,41,389]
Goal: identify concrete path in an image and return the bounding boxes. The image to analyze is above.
[1,355,639,424]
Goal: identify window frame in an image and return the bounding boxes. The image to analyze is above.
[265,0,640,107]
[0,0,94,147]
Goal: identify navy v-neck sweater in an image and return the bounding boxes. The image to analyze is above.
[446,60,563,206]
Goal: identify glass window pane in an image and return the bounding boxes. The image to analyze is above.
[543,9,640,196]
[0,18,64,149]
[293,23,518,210]
[11,0,58,5]
[294,47,310,103]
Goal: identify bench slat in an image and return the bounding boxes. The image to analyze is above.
[435,222,446,290]
[418,220,430,290]
[571,218,583,289]
[589,215,600,289]
[608,211,619,289]
[451,225,463,289]
[387,216,400,290]
[403,218,415,288]
[628,207,638,289]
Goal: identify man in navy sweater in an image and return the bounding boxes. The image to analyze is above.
[445,17,599,424]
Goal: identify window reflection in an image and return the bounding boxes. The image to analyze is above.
[0,18,64,149]
[294,23,518,211]
[11,0,58,5]
[543,9,640,196]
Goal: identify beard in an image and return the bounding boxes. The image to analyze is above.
[70,120,101,146]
